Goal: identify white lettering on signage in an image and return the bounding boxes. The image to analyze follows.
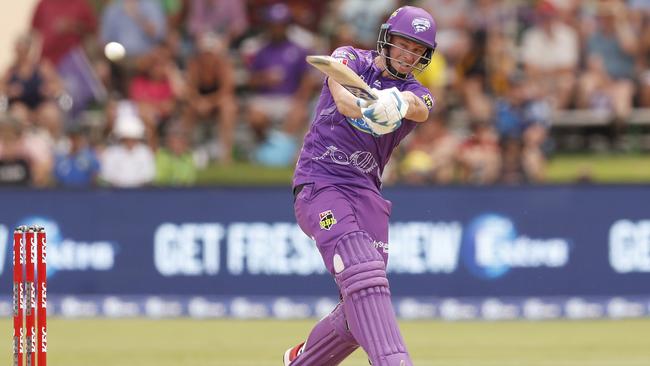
[476,233,568,268]
[154,223,224,276]
[609,220,650,273]
[49,240,114,271]
[387,222,462,274]
[227,223,324,275]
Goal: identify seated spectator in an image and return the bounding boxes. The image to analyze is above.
[31,0,98,66]
[454,29,493,123]
[187,0,249,47]
[577,0,637,145]
[0,115,32,186]
[100,0,168,96]
[494,73,551,183]
[183,33,237,164]
[244,3,315,166]
[54,125,101,187]
[1,34,64,139]
[6,107,55,188]
[520,0,579,109]
[100,0,167,59]
[332,0,396,48]
[400,112,460,185]
[154,122,197,186]
[457,120,501,185]
[128,43,185,146]
[100,113,155,187]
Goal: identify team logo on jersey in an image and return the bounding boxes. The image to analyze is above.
[373,80,382,88]
[319,210,338,230]
[332,50,356,61]
[412,18,431,33]
[422,93,433,110]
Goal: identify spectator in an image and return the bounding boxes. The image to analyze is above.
[0,115,32,186]
[184,33,238,164]
[154,122,197,186]
[100,113,155,187]
[31,0,98,66]
[418,0,470,60]
[244,3,315,166]
[457,120,501,185]
[100,0,167,59]
[54,125,101,187]
[454,30,493,122]
[634,2,650,106]
[577,0,638,145]
[187,0,249,47]
[128,43,185,147]
[332,0,396,48]
[400,112,460,185]
[5,107,55,188]
[1,34,64,139]
[520,0,579,109]
[494,72,551,183]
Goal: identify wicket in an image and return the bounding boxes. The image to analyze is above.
[13,225,47,366]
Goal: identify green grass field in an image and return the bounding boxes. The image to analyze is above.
[3,318,650,365]
[195,154,650,186]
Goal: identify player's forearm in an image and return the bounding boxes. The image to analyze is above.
[402,91,429,122]
[328,78,363,119]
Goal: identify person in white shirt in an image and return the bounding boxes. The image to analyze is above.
[520,0,579,109]
[100,114,155,187]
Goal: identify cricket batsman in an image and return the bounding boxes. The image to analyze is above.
[284,6,437,366]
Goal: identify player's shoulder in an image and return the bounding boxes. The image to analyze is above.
[331,46,374,66]
[400,77,435,111]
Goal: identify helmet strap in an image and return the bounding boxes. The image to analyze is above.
[384,55,409,80]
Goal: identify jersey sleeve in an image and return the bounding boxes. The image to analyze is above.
[330,46,365,76]
[403,81,435,113]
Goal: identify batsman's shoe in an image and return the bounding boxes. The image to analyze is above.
[283,342,305,365]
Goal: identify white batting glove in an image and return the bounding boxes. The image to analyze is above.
[361,114,402,136]
[360,87,409,126]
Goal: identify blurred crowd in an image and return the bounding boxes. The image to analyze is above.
[0,0,649,188]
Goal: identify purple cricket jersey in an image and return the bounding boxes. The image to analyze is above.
[293,46,434,192]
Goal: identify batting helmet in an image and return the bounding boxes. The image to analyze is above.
[377,6,437,79]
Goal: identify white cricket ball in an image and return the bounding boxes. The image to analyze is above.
[104,42,126,61]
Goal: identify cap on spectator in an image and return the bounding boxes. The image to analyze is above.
[536,0,557,15]
[114,115,145,139]
[265,3,291,24]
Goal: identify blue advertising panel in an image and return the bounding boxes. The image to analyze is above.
[0,186,649,319]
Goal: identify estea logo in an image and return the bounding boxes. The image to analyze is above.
[462,214,570,280]
[0,217,116,278]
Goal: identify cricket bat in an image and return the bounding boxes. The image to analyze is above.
[306,55,378,102]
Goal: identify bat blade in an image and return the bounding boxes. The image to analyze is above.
[306,55,378,102]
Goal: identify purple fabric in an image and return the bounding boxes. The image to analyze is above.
[291,303,358,365]
[249,41,308,95]
[292,47,434,192]
[187,0,248,38]
[334,231,412,366]
[293,183,390,274]
[57,46,106,116]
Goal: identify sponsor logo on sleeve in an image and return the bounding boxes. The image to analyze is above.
[422,94,433,110]
[319,210,338,230]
